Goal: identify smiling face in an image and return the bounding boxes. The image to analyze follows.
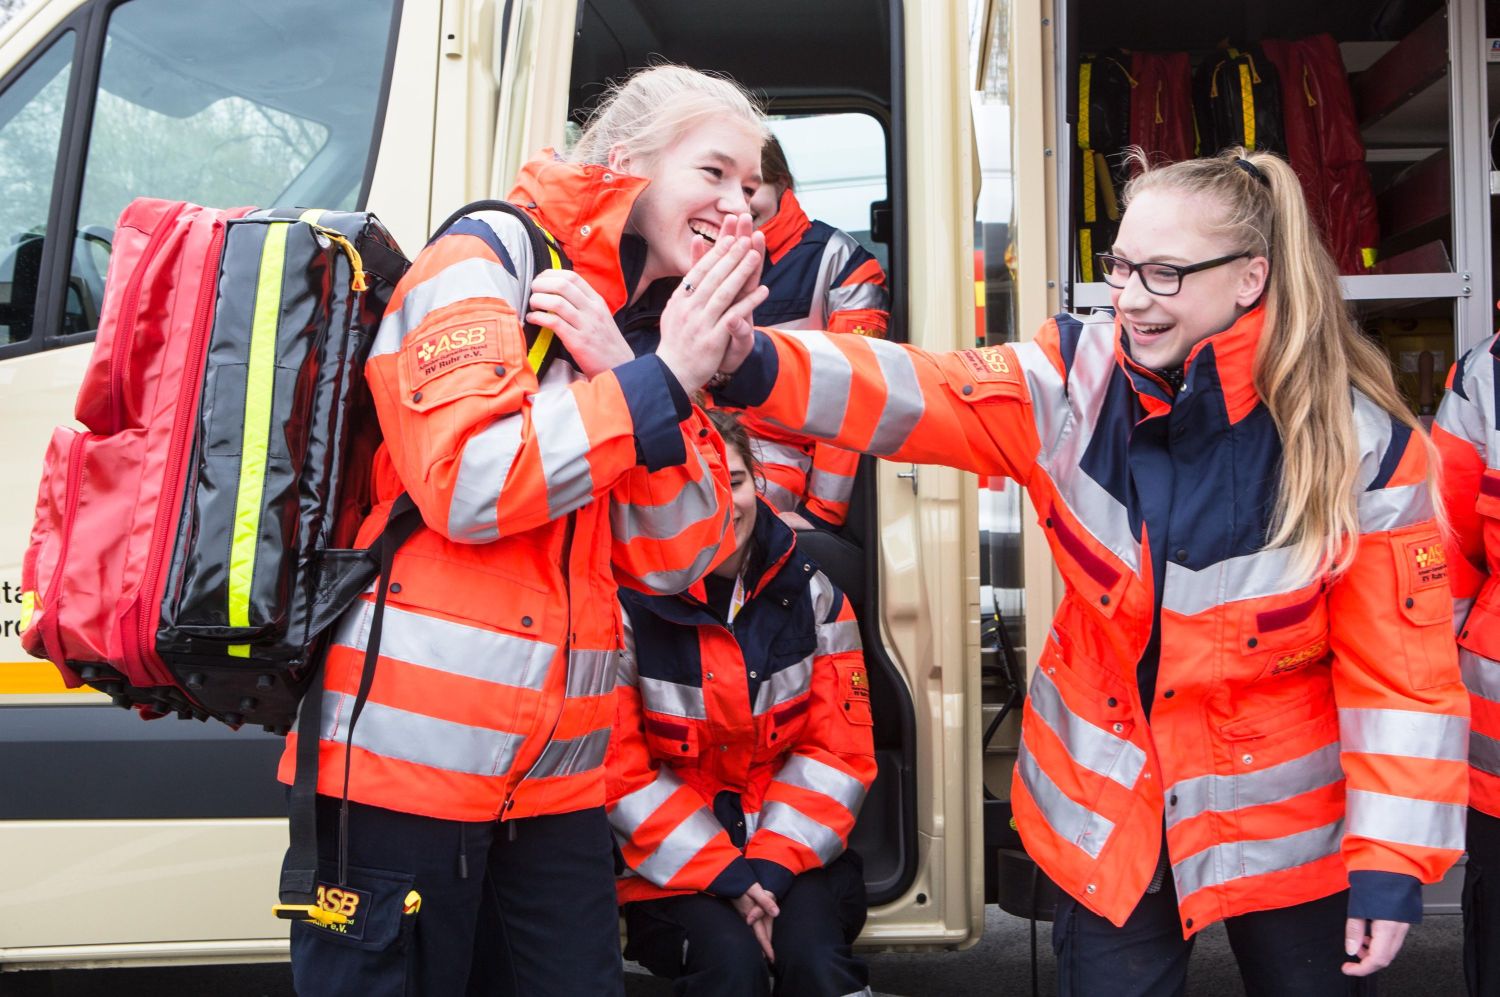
[614,117,764,288]
[712,442,760,580]
[1110,188,1268,370]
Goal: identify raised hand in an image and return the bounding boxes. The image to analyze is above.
[657,214,768,394]
[525,269,634,378]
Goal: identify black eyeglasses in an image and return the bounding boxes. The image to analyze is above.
[1094,252,1251,296]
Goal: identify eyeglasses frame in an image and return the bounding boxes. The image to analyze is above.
[1093,251,1253,296]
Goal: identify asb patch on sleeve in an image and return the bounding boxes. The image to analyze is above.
[1407,539,1449,590]
[404,318,505,390]
[958,345,1020,383]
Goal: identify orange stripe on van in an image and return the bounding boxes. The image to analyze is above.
[0,661,95,694]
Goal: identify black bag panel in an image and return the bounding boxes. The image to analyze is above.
[1193,48,1286,157]
[1077,51,1135,154]
[155,210,407,729]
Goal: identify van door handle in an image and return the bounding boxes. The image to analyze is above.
[897,465,917,493]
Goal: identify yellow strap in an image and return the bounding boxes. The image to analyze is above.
[1082,151,1098,223]
[1154,81,1164,124]
[974,279,987,309]
[1239,63,1256,150]
[1302,66,1317,107]
[1361,247,1378,269]
[19,590,34,633]
[526,223,564,374]
[1079,228,1094,282]
[1078,62,1092,149]
[1098,155,1120,222]
[227,222,290,657]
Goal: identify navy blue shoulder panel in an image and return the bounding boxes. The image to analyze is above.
[439,217,518,278]
[1451,347,1473,402]
[1053,312,1085,379]
[1367,416,1413,492]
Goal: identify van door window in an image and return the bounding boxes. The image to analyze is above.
[0,34,74,346]
[64,0,398,337]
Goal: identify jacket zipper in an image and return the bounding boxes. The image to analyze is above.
[41,431,89,663]
[108,203,187,435]
[125,219,228,684]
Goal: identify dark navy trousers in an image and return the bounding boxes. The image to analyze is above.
[1053,870,1376,996]
[289,796,623,997]
[623,850,870,996]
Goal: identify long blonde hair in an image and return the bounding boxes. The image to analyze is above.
[570,64,766,172]
[1121,148,1438,578]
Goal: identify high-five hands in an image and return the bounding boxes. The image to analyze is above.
[656,213,768,395]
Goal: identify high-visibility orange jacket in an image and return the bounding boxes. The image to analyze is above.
[1433,334,1500,818]
[714,306,1468,934]
[747,190,889,527]
[606,500,876,903]
[278,152,733,822]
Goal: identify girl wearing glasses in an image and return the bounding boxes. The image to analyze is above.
[657,146,1468,995]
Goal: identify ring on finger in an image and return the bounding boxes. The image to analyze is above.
[681,280,694,295]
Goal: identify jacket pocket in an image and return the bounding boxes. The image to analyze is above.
[396,308,528,414]
[1392,528,1459,690]
[644,713,700,759]
[1239,581,1331,683]
[289,865,418,997]
[834,661,873,727]
[1044,503,1130,620]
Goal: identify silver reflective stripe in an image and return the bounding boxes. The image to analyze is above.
[809,569,839,622]
[1456,597,1477,635]
[636,808,726,886]
[757,800,844,863]
[566,649,616,699]
[1473,730,1500,778]
[751,437,813,472]
[776,755,867,814]
[532,386,595,519]
[526,726,612,780]
[866,340,925,455]
[753,657,815,714]
[618,609,639,687]
[1462,648,1500,704]
[1162,545,1306,618]
[610,767,685,837]
[1435,383,1486,442]
[826,281,888,314]
[1352,391,1396,492]
[1339,707,1468,762]
[1172,820,1342,899]
[817,619,862,657]
[1016,745,1114,859]
[611,448,719,543]
[807,464,856,504]
[789,331,852,438]
[319,691,523,777]
[639,675,708,719]
[1358,483,1434,533]
[333,600,555,691]
[1346,789,1465,850]
[448,414,523,542]
[1033,319,1143,575]
[1166,742,1342,829]
[372,257,524,357]
[637,538,722,596]
[759,479,801,512]
[1027,668,1146,790]
[744,808,762,837]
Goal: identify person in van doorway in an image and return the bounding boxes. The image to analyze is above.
[1432,333,1500,996]
[606,407,877,997]
[660,146,1471,995]
[743,135,889,531]
[279,65,773,996]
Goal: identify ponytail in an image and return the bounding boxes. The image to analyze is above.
[1121,147,1438,579]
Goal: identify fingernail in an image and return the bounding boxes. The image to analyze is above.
[1345,943,1358,956]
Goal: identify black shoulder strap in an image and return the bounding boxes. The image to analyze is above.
[430,200,572,382]
[275,494,424,916]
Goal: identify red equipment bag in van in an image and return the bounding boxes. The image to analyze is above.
[20,198,408,732]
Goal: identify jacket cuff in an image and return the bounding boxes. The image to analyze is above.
[795,502,839,533]
[748,858,795,899]
[614,354,691,471]
[711,330,778,408]
[705,856,758,899]
[1347,870,1423,924]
